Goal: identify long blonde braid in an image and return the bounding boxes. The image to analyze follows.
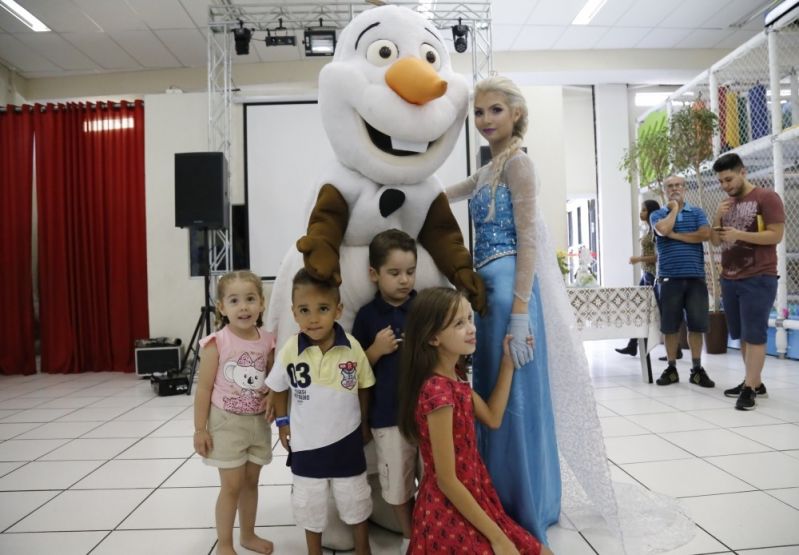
[475,76,529,221]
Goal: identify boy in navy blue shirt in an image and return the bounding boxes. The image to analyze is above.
[351,229,417,552]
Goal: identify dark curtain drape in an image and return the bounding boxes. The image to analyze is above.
[0,105,36,375]
[34,101,149,373]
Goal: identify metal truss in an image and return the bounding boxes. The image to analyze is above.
[207,20,233,277]
[206,1,492,276]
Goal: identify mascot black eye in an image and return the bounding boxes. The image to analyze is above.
[420,43,441,71]
[366,39,399,66]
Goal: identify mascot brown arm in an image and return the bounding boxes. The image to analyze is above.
[418,192,487,315]
[296,184,349,285]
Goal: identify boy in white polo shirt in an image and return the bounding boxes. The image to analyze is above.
[266,268,376,555]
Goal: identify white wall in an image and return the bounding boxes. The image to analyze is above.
[594,84,634,287]
[0,63,27,105]
[521,86,568,251]
[144,92,209,340]
[563,87,598,200]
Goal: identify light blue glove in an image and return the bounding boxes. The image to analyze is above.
[507,314,534,369]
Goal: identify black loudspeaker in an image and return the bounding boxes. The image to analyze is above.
[175,152,230,229]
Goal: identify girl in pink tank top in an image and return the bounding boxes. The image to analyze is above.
[193,270,276,555]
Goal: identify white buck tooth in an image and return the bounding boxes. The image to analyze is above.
[390,137,428,153]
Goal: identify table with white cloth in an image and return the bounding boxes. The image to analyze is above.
[567,285,661,383]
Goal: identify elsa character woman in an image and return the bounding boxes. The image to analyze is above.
[445,76,694,553]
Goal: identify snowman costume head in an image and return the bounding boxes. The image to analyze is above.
[318,5,469,186]
[266,5,483,348]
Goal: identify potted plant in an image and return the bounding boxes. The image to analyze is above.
[669,97,727,353]
[620,111,671,205]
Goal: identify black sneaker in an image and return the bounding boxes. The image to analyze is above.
[735,386,756,411]
[689,367,715,388]
[615,345,637,356]
[658,351,683,362]
[724,381,767,398]
[656,366,679,386]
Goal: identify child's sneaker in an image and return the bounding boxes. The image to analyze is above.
[735,386,757,411]
[656,366,679,386]
[689,367,715,388]
[724,381,767,398]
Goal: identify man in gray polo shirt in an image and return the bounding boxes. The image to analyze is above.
[650,175,715,388]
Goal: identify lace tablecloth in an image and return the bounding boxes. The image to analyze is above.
[567,286,661,382]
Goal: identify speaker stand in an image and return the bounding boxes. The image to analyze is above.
[183,271,214,395]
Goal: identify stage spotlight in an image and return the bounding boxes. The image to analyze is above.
[233,20,252,55]
[451,18,468,53]
[304,18,336,56]
[265,18,296,47]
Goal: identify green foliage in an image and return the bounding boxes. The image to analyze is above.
[619,111,670,201]
[668,99,721,311]
[669,101,718,173]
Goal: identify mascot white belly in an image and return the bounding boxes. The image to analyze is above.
[264,5,484,549]
[268,164,454,343]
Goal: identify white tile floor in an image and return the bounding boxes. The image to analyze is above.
[0,340,797,555]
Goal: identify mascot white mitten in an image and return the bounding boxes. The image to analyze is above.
[265,5,485,550]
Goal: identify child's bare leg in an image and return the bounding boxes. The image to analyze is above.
[238,461,273,554]
[392,500,414,538]
[305,530,323,555]
[540,545,555,555]
[353,520,371,555]
[217,466,244,555]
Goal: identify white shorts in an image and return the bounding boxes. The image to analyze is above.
[292,472,372,533]
[372,426,418,505]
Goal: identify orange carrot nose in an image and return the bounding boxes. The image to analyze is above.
[385,57,447,105]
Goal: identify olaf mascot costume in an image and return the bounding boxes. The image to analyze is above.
[266,4,694,554]
[265,5,484,550]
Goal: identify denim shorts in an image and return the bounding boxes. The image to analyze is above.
[658,277,709,334]
[721,275,778,345]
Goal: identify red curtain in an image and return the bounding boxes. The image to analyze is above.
[34,101,149,373]
[0,105,36,375]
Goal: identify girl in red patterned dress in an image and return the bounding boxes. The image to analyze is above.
[398,287,552,555]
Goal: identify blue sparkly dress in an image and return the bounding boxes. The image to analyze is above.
[469,173,561,544]
[447,153,697,554]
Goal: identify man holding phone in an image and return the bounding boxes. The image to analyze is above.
[711,153,785,411]
[650,175,715,388]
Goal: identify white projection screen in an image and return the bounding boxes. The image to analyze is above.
[244,100,472,279]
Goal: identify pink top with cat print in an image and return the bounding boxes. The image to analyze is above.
[200,326,276,415]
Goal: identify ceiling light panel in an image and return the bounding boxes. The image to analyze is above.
[0,0,50,31]
[572,0,609,26]
[15,0,99,33]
